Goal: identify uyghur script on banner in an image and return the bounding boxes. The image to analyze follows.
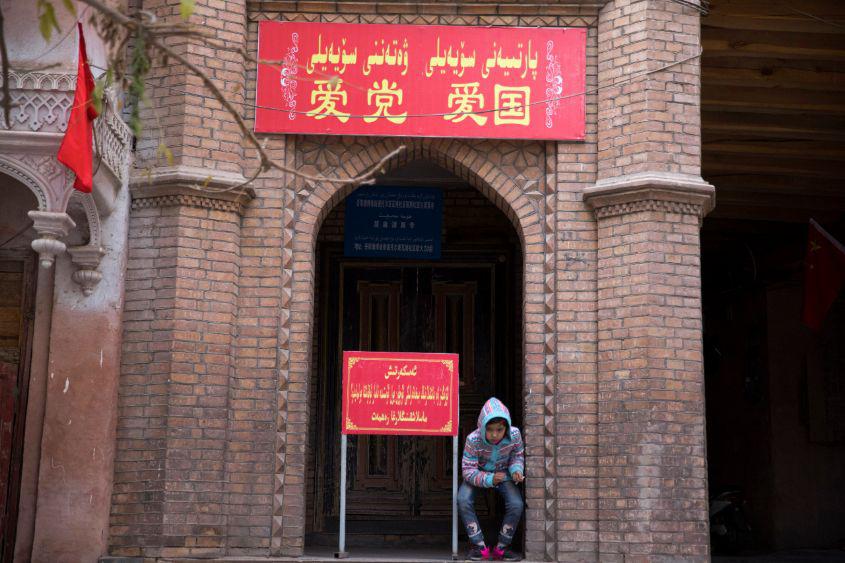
[255,22,586,140]
[342,351,459,436]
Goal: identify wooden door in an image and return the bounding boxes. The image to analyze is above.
[0,255,36,561]
[312,257,509,540]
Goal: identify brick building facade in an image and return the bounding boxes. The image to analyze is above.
[108,0,713,560]
[4,0,841,562]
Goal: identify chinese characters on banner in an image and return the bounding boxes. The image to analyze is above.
[342,351,459,436]
[256,22,586,140]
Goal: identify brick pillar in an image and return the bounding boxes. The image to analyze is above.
[113,186,253,558]
[112,0,252,556]
[586,0,714,560]
[135,0,248,181]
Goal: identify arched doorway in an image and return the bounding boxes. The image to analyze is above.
[0,176,39,561]
[305,159,524,551]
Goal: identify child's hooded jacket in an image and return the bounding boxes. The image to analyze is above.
[461,397,525,488]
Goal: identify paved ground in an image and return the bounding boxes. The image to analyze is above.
[713,550,845,562]
[143,546,845,563]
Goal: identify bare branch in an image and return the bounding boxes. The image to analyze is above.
[77,0,404,189]
[0,4,12,127]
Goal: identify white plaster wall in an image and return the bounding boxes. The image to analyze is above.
[29,180,129,562]
[54,176,129,312]
[3,0,109,74]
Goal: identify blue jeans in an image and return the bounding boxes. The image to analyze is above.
[457,480,524,548]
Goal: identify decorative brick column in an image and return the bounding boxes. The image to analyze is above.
[588,0,714,560]
[112,181,253,558]
[111,0,251,554]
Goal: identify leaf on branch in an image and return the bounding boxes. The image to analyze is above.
[38,1,61,42]
[61,0,76,17]
[179,0,195,20]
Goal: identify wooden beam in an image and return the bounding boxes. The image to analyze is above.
[702,112,845,142]
[702,85,845,114]
[703,153,845,178]
[702,27,845,60]
[703,65,845,92]
[703,140,845,161]
[703,56,844,73]
[703,173,845,196]
[707,202,842,223]
[708,0,845,19]
[704,13,845,35]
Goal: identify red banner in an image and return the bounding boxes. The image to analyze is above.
[256,22,586,140]
[342,351,459,436]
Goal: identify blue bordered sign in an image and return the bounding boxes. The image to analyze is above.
[344,186,442,259]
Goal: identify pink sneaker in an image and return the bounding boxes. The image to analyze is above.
[467,545,491,561]
[491,546,521,561]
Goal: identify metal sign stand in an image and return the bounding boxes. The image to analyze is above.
[452,433,459,560]
[335,434,349,558]
[336,432,460,560]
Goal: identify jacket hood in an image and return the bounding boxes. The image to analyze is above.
[477,397,512,444]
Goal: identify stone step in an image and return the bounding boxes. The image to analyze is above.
[102,550,535,563]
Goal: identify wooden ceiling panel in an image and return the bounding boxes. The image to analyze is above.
[701,0,845,222]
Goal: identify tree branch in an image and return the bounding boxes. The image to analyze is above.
[0,4,12,127]
[77,0,404,188]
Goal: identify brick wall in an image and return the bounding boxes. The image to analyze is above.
[554,23,601,561]
[113,200,243,557]
[225,170,285,553]
[133,0,246,175]
[588,1,713,560]
[592,206,709,561]
[597,0,702,180]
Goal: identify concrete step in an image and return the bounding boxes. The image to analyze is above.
[104,547,535,563]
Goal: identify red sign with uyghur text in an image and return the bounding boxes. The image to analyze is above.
[256,22,586,140]
[342,351,459,436]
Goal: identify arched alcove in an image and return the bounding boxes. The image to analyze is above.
[304,159,524,552]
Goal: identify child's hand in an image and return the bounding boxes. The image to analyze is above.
[493,472,507,485]
[512,471,524,484]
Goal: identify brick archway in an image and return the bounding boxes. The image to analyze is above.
[272,136,555,558]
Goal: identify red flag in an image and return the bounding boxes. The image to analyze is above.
[57,23,99,193]
[802,219,845,331]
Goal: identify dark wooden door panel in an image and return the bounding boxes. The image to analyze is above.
[313,255,514,539]
[0,255,36,561]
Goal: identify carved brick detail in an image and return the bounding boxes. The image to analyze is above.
[0,70,74,133]
[253,11,598,28]
[131,193,248,214]
[592,198,705,219]
[131,177,256,216]
[541,142,558,561]
[272,136,297,552]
